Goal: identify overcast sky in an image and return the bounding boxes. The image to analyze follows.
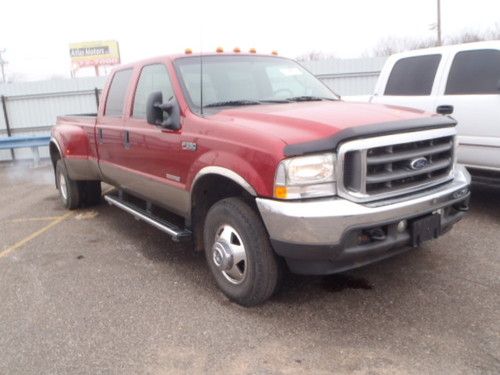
[1,0,499,81]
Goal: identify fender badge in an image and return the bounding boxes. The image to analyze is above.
[182,141,197,152]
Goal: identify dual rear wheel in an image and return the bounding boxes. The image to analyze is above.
[56,159,101,209]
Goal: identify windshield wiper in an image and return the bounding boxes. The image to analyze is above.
[258,99,291,104]
[204,100,262,108]
[285,96,337,102]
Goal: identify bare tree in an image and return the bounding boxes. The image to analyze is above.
[446,30,486,45]
[296,50,335,62]
[445,24,500,45]
[371,24,500,57]
[371,37,437,57]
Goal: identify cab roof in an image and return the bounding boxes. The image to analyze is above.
[110,52,288,73]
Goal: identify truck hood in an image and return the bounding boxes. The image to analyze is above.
[209,100,435,146]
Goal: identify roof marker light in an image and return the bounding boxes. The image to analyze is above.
[249,48,257,53]
[233,47,241,53]
[185,48,192,54]
[216,47,224,53]
[271,50,278,56]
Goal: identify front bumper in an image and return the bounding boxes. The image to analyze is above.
[256,165,471,275]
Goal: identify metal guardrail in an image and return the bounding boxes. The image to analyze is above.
[0,135,51,166]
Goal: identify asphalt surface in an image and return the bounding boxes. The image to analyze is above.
[0,163,498,375]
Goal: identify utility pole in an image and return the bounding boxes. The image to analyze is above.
[0,49,7,83]
[437,0,442,46]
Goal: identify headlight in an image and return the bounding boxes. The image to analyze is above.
[274,153,336,199]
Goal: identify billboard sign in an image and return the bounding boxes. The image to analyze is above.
[69,40,120,68]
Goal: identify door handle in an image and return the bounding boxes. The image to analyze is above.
[123,130,131,149]
[436,105,454,115]
[98,128,104,144]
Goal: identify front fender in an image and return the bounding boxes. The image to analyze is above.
[186,150,274,197]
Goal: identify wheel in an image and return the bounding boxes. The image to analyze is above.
[55,159,81,210]
[81,181,102,206]
[203,197,283,306]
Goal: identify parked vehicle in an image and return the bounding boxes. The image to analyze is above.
[50,51,470,306]
[358,41,500,185]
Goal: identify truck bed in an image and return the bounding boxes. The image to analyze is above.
[56,114,97,126]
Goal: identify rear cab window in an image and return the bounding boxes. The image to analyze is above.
[104,69,133,117]
[445,49,500,95]
[385,54,442,96]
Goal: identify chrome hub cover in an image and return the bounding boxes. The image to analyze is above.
[212,224,248,285]
[212,240,233,271]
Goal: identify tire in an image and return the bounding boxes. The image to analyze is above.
[55,159,81,210]
[203,197,283,306]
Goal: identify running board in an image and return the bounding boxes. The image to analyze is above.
[104,194,192,242]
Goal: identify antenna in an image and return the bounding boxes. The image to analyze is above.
[200,49,204,116]
[199,23,204,117]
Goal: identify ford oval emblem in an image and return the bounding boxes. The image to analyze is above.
[409,157,429,170]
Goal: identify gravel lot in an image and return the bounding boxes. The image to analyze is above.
[0,163,498,375]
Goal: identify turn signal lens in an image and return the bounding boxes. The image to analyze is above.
[274,186,288,199]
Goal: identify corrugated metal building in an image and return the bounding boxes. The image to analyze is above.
[0,77,106,160]
[301,57,387,96]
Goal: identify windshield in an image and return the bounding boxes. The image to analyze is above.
[174,55,338,113]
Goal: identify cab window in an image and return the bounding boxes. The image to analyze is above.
[133,64,174,119]
[445,49,500,95]
[104,69,133,117]
[385,55,441,96]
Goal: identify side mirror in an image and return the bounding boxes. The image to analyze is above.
[436,105,454,115]
[146,91,180,130]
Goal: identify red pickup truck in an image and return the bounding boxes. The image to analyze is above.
[50,52,471,306]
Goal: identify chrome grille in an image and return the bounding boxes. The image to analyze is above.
[337,128,456,202]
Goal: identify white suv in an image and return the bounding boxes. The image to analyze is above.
[367,41,500,185]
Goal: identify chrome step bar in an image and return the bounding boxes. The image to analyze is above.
[104,193,191,242]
